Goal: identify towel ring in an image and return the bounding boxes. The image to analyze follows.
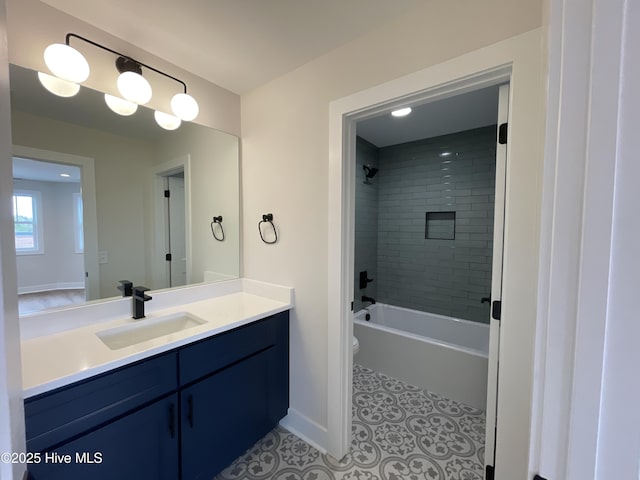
[258,213,278,244]
[210,216,225,241]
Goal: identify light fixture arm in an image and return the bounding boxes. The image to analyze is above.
[65,33,188,94]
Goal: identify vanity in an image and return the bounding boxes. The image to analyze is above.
[20,279,293,480]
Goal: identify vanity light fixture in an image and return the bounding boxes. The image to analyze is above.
[154,111,182,131]
[39,33,200,127]
[104,94,138,116]
[391,107,412,117]
[43,42,90,83]
[37,72,80,97]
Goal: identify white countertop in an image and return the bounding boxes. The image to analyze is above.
[21,279,293,398]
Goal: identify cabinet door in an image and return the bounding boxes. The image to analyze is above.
[28,394,179,480]
[181,348,275,480]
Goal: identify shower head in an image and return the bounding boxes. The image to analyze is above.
[363,165,379,179]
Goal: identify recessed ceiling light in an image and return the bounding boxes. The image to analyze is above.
[60,173,71,178]
[439,152,452,157]
[391,107,412,117]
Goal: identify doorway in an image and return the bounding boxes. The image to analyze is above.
[153,156,191,290]
[11,146,100,313]
[164,171,187,287]
[325,53,533,466]
[350,83,509,475]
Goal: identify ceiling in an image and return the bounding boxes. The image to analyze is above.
[40,0,423,94]
[13,157,81,183]
[357,85,501,148]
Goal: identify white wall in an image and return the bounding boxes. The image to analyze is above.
[6,0,240,136]
[14,179,83,293]
[241,0,542,462]
[0,0,26,477]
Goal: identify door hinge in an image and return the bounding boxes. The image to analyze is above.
[165,253,172,261]
[533,476,548,480]
[164,189,170,198]
[486,465,495,480]
[492,300,502,320]
[351,301,354,311]
[498,123,508,144]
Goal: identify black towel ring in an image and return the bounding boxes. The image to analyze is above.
[210,216,225,241]
[258,213,278,244]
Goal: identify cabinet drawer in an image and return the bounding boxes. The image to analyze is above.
[25,352,177,453]
[179,311,288,386]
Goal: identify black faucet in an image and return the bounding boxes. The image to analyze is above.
[361,295,376,305]
[117,280,133,297]
[132,286,152,319]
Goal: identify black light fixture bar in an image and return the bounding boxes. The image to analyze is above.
[65,33,188,94]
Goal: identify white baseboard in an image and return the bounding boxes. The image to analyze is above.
[18,282,84,295]
[279,408,328,455]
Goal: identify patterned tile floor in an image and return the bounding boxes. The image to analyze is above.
[215,364,486,480]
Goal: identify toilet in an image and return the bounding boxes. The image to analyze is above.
[353,336,360,356]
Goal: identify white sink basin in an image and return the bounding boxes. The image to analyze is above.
[96,312,207,350]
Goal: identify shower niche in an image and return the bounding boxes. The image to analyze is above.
[425,211,456,240]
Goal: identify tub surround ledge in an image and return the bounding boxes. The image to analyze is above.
[20,279,293,398]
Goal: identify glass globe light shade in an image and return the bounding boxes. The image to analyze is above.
[104,94,138,116]
[170,93,199,121]
[43,43,90,83]
[37,72,80,97]
[117,71,152,105]
[154,111,181,131]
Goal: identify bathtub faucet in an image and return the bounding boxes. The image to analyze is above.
[361,295,376,305]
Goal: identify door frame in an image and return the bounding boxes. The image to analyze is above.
[152,156,191,289]
[12,145,99,301]
[327,30,545,477]
[166,173,187,287]
[328,64,511,457]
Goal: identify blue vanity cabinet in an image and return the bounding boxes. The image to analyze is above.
[24,310,290,480]
[181,348,271,479]
[27,394,179,480]
[179,310,290,480]
[25,352,179,480]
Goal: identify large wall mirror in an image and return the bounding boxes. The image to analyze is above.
[9,64,240,316]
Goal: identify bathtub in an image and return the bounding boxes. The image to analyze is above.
[354,303,489,410]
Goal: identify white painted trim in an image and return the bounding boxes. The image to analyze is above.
[595,1,640,475]
[329,30,544,478]
[279,409,328,455]
[18,282,85,295]
[532,0,634,478]
[13,146,99,302]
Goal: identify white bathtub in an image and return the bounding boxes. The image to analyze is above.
[354,303,489,410]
